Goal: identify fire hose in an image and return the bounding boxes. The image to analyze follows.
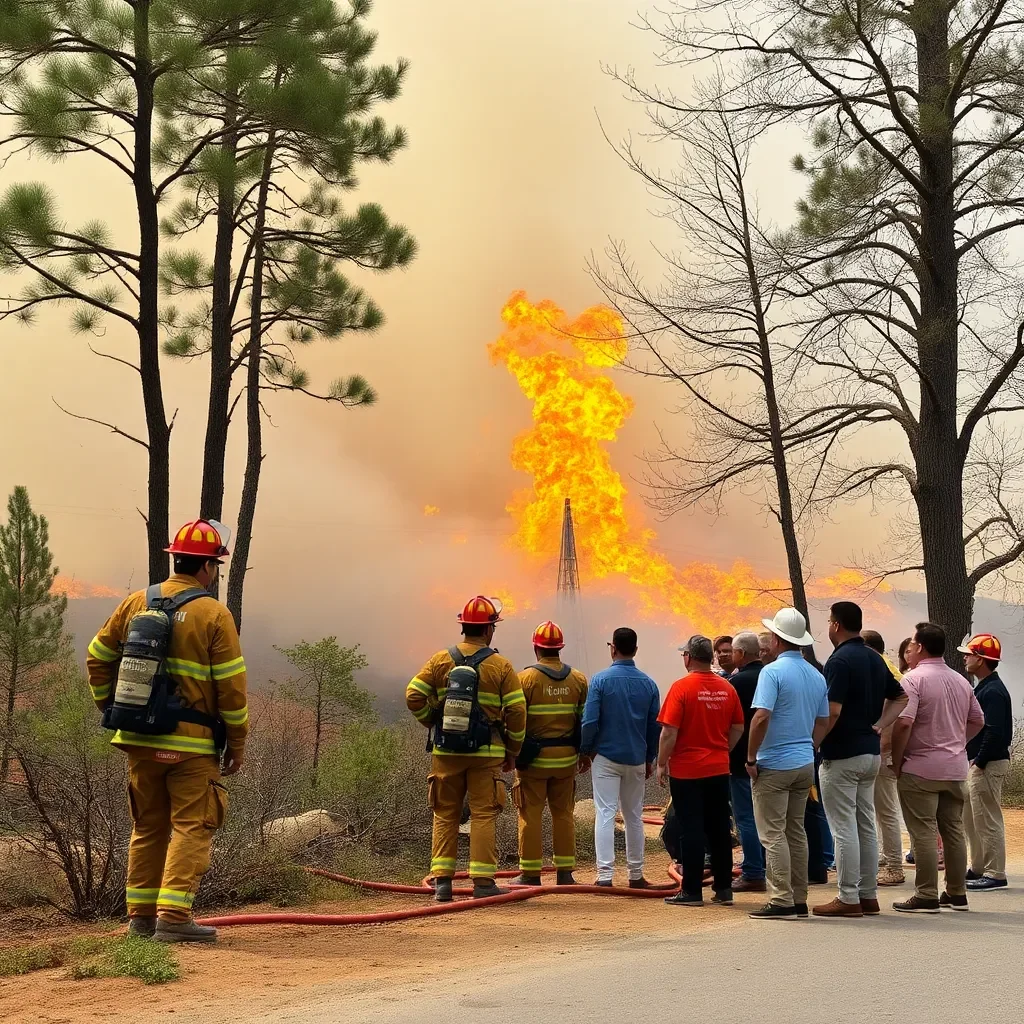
[197,806,737,929]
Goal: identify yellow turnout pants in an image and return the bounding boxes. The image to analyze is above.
[428,755,506,880]
[125,754,228,922]
[514,767,576,874]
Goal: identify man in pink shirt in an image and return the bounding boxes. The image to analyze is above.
[891,622,985,914]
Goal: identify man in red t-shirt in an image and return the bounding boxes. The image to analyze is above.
[657,634,744,907]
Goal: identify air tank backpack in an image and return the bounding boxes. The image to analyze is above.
[515,662,582,770]
[101,584,226,752]
[432,646,497,754]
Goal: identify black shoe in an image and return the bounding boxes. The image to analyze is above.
[808,874,830,885]
[434,878,453,903]
[939,891,969,911]
[556,870,577,886]
[966,876,1008,891]
[594,878,613,887]
[965,868,982,881]
[893,895,940,914]
[472,881,508,899]
[749,902,798,920]
[793,903,809,918]
[665,892,703,907]
[711,890,734,906]
[628,878,651,890]
[514,874,542,886]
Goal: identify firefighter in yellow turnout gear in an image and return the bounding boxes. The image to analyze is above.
[513,621,588,885]
[86,519,247,944]
[406,595,526,902]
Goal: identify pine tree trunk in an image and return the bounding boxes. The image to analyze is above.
[225,132,276,632]
[200,77,240,553]
[914,10,973,663]
[1,650,18,785]
[134,3,171,584]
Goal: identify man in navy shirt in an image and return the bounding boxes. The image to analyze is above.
[581,627,661,887]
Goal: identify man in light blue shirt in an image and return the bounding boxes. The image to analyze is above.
[745,608,830,921]
[580,627,661,887]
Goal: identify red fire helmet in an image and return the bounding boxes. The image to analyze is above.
[957,632,1001,662]
[457,595,503,624]
[165,519,231,560]
[532,620,565,650]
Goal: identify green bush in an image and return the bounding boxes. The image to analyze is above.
[71,936,179,985]
[0,943,61,976]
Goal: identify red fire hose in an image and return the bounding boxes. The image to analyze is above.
[196,805,737,929]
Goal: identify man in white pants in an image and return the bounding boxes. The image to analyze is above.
[580,627,661,888]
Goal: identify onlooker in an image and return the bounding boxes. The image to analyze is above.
[814,603,907,918]
[714,635,735,678]
[746,608,830,921]
[657,635,744,907]
[728,631,766,892]
[580,627,661,888]
[758,631,775,664]
[958,633,1013,892]
[891,622,985,913]
[863,629,906,886]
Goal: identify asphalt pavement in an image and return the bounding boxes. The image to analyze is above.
[248,867,1023,1024]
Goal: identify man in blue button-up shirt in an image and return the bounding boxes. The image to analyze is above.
[580,627,661,887]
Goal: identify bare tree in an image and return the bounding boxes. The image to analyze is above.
[617,0,1024,651]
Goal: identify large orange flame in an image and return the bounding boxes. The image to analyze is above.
[489,291,790,636]
[51,575,121,600]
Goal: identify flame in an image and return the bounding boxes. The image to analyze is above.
[489,291,788,636]
[423,505,440,517]
[51,575,121,600]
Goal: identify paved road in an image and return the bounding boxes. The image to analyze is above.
[250,873,1023,1024]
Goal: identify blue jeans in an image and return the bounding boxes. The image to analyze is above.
[730,775,765,880]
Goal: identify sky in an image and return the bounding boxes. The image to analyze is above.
[4,1,1008,696]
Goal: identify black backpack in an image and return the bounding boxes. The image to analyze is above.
[515,662,581,770]
[101,585,225,750]
[432,646,497,754]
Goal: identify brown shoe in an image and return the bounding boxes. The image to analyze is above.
[877,867,905,886]
[812,897,864,918]
[860,898,880,915]
[732,877,768,893]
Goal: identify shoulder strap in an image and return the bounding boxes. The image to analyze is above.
[147,585,209,614]
[448,646,466,666]
[464,646,495,669]
[531,662,572,681]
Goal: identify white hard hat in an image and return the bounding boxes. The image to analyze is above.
[761,608,815,647]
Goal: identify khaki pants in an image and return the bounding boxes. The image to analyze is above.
[427,755,506,880]
[874,761,903,870]
[898,773,968,901]
[126,755,227,922]
[964,760,1010,880]
[513,768,576,873]
[752,763,814,907]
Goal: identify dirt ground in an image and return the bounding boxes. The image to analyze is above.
[4,810,1024,1024]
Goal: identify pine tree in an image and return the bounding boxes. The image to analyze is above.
[0,487,67,784]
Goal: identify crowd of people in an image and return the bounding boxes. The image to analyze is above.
[407,595,1015,920]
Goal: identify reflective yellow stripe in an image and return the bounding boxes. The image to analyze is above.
[165,657,211,682]
[527,704,575,715]
[436,687,448,700]
[507,728,526,742]
[468,861,496,876]
[531,754,579,768]
[412,705,433,721]
[501,690,526,707]
[433,743,505,757]
[407,678,433,698]
[211,656,245,680]
[157,888,195,907]
[112,731,216,755]
[220,706,248,726]
[90,682,112,700]
[552,855,575,868]
[126,887,159,904]
[88,637,119,662]
[519,859,544,871]
[477,692,501,708]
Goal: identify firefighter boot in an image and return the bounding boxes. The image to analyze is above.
[154,919,218,944]
[515,873,542,886]
[434,877,453,903]
[557,870,577,886]
[472,880,509,898]
[127,916,157,938]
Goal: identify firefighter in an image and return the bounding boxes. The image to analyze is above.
[86,519,248,943]
[513,621,589,885]
[406,595,527,902]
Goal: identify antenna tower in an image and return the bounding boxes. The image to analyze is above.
[555,498,588,672]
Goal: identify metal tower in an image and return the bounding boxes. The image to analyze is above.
[556,498,581,594]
